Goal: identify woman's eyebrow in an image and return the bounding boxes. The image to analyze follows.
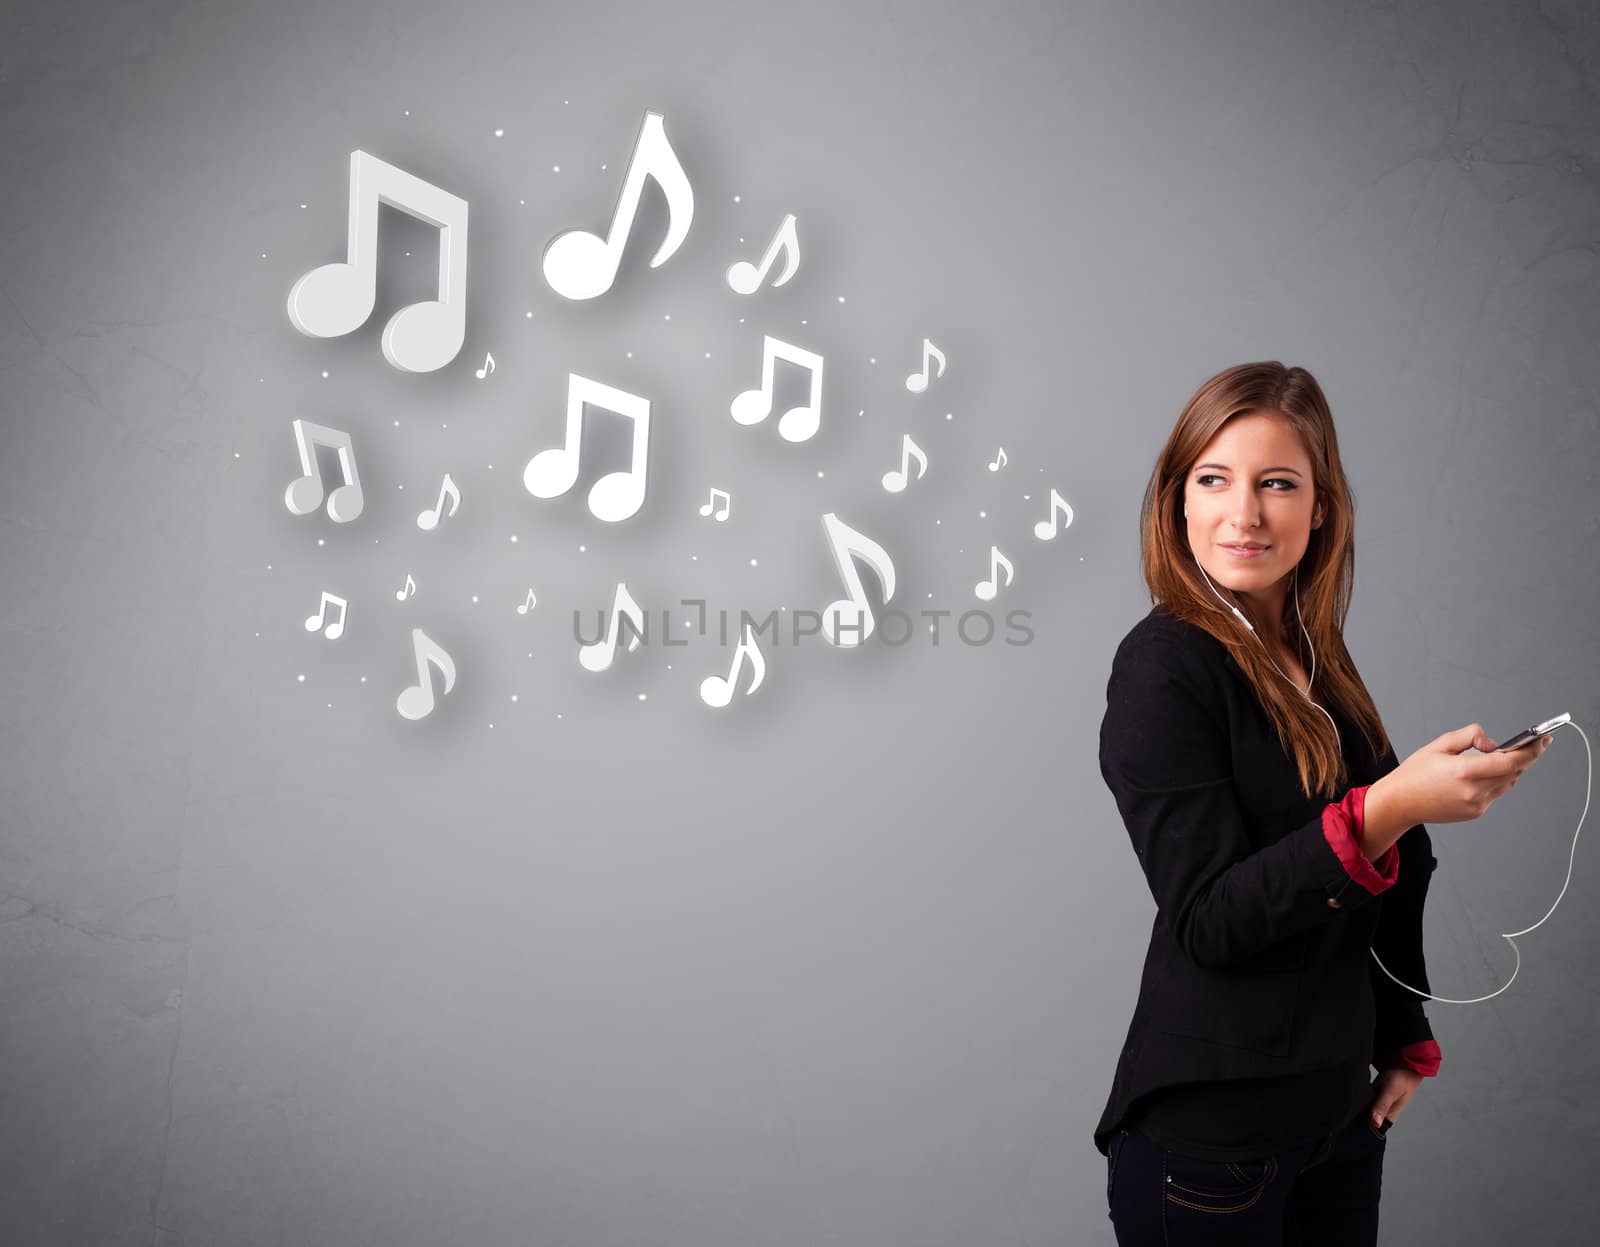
[1194,463,1304,477]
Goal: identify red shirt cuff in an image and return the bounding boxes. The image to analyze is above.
[1322,784,1399,895]
[1380,1040,1442,1077]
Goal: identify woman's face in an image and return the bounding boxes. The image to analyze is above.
[1182,411,1319,613]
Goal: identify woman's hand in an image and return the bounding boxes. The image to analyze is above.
[1371,1066,1424,1130]
[1374,723,1553,828]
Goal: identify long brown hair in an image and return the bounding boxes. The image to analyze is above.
[1138,361,1392,798]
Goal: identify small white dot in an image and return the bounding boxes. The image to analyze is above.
[704,351,711,358]
[511,694,518,703]
[935,520,941,526]
[471,595,479,603]
[260,252,267,259]
[928,592,933,599]
[510,534,518,543]
[360,676,367,683]
[626,351,632,358]
[945,412,953,421]
[638,693,648,701]
[525,311,533,319]
[800,319,807,325]
[750,558,758,566]
[258,377,263,383]
[666,664,672,671]
[327,703,332,709]
[557,713,563,719]
[254,632,260,637]
[738,317,745,324]
[519,198,525,205]
[321,370,329,379]
[733,194,741,203]
[738,237,744,244]
[564,99,569,105]
[869,357,876,364]
[297,674,305,682]
[317,538,325,546]
[393,419,399,426]
[578,544,586,552]
[404,110,410,116]
[404,252,410,256]
[233,452,240,459]
[979,511,987,518]
[267,564,273,570]
[487,464,493,470]
[817,470,824,478]
[489,723,494,729]
[691,555,698,561]
[664,313,671,320]
[601,163,606,170]
[398,484,404,490]
[299,203,307,209]
[494,128,504,137]
[838,296,846,303]
[552,164,560,173]
[858,409,864,417]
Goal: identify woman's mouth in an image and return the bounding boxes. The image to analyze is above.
[1221,544,1270,559]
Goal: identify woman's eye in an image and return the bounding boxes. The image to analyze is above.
[1194,475,1296,489]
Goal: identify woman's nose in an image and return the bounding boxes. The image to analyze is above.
[1231,489,1263,527]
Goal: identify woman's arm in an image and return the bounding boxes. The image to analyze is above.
[1363,747,1441,1074]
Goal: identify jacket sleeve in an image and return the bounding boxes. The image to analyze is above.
[1365,744,1441,1074]
[1099,631,1399,971]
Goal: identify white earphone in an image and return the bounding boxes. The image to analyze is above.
[1184,500,1341,750]
[1181,505,1593,1008]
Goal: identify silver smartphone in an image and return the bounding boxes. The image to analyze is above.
[1494,712,1572,752]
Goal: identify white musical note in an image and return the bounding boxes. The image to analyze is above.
[730,335,824,443]
[475,351,496,380]
[726,213,800,294]
[881,433,929,493]
[417,472,461,531]
[523,374,652,523]
[396,627,457,721]
[1033,488,1074,541]
[974,546,1014,601]
[698,487,732,521]
[516,588,538,616]
[579,582,646,672]
[542,111,694,300]
[287,151,469,373]
[395,573,416,601]
[304,591,348,641]
[819,512,897,648]
[284,419,365,523]
[699,623,767,708]
[987,446,1008,472]
[904,338,947,394]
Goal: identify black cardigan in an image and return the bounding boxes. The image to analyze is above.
[1093,606,1438,1157]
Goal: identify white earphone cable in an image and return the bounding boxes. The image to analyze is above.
[1188,532,1588,1004]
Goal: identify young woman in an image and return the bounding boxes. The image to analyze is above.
[1095,362,1552,1245]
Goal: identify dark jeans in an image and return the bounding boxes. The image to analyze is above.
[1105,1107,1388,1245]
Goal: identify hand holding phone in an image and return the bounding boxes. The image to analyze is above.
[1493,712,1571,752]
